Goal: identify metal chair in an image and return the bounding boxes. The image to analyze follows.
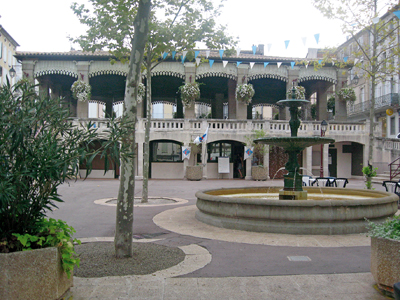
[382,181,400,197]
[302,175,313,186]
[312,177,333,187]
[333,178,349,188]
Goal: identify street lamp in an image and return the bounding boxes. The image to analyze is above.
[351,74,359,85]
[9,67,16,79]
[320,120,328,178]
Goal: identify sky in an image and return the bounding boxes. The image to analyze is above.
[1,0,345,58]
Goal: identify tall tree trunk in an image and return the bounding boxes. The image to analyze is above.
[142,45,152,203]
[115,0,151,258]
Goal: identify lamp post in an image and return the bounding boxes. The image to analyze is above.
[9,66,16,79]
[320,120,328,177]
[351,74,359,86]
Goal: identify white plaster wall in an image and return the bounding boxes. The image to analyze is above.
[207,163,234,179]
[335,143,352,178]
[151,162,184,179]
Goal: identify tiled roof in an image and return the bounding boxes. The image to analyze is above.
[15,49,307,62]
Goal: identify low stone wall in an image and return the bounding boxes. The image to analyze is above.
[195,187,399,235]
[0,247,73,300]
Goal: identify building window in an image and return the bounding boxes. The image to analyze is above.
[208,142,232,162]
[390,116,396,136]
[151,141,182,162]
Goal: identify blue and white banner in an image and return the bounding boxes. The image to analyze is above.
[182,147,191,160]
[244,146,254,160]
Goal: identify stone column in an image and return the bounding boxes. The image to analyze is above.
[136,141,144,180]
[201,120,208,179]
[264,145,270,180]
[236,64,249,120]
[228,79,236,119]
[76,61,90,118]
[303,146,313,176]
[38,77,49,98]
[316,82,329,121]
[335,69,349,121]
[184,62,196,119]
[183,142,189,178]
[214,93,224,119]
[323,144,329,177]
[21,60,35,83]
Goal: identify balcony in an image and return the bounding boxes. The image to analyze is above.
[347,93,399,116]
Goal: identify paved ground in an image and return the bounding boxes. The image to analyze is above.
[53,178,392,299]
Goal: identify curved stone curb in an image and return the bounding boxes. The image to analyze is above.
[153,205,371,247]
[94,197,188,207]
[75,238,211,280]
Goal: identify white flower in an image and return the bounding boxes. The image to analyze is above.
[286,86,306,99]
[235,84,255,105]
[71,80,91,102]
[179,82,201,108]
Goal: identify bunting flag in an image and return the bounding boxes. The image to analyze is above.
[394,10,400,19]
[284,40,290,49]
[305,61,309,69]
[206,50,210,58]
[237,61,242,67]
[182,147,191,160]
[267,44,272,52]
[314,33,320,44]
[372,17,380,24]
[219,49,224,59]
[181,50,188,63]
[302,37,307,46]
[277,62,282,68]
[252,45,257,55]
[209,59,214,68]
[250,62,255,69]
[354,58,359,64]
[344,56,349,63]
[223,60,228,68]
[264,62,269,68]
[195,50,200,58]
[162,52,168,59]
[290,61,295,69]
[195,58,201,66]
[172,51,176,59]
[318,59,323,65]
[244,147,254,160]
[236,48,241,56]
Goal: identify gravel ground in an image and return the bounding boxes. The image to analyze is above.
[74,242,185,278]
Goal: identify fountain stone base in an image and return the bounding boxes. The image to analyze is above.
[279,189,307,200]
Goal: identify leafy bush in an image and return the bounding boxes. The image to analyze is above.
[366,216,400,241]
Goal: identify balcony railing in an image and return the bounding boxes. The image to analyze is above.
[347,93,399,115]
[71,118,366,139]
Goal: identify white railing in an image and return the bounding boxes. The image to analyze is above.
[71,118,367,138]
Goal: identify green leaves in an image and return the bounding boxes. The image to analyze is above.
[366,215,400,241]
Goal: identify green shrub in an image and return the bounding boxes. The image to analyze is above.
[366,216,400,241]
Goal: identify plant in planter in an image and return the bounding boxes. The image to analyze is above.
[0,80,119,299]
[337,87,356,102]
[246,129,268,180]
[362,164,378,190]
[367,216,400,296]
[71,79,91,102]
[286,85,306,99]
[236,83,255,105]
[179,82,201,108]
[186,143,203,181]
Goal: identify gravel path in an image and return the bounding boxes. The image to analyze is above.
[74,242,185,278]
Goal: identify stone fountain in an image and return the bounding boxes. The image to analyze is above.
[195,87,399,235]
[254,86,334,200]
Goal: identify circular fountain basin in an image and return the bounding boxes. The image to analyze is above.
[195,187,399,235]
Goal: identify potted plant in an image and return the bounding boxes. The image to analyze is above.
[236,83,255,105]
[186,143,203,181]
[286,85,306,99]
[362,164,378,190]
[337,87,356,102]
[367,216,400,296]
[0,80,118,299]
[179,82,201,108]
[246,129,268,181]
[71,79,91,102]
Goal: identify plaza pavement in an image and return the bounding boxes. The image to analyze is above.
[53,178,393,299]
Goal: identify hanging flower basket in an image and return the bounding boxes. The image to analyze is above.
[236,83,255,105]
[137,82,146,103]
[179,82,201,108]
[286,86,306,99]
[337,88,356,102]
[71,80,91,102]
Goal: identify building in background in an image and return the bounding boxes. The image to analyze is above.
[0,25,20,85]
